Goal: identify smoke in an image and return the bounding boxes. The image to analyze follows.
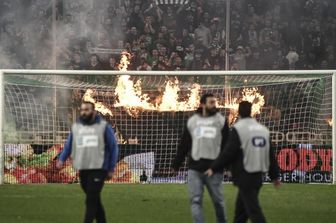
[0,1,48,68]
[0,0,125,69]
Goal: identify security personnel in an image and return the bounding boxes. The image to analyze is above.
[205,101,280,223]
[57,101,119,223]
[173,93,230,223]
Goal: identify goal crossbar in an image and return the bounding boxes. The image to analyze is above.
[1,69,336,76]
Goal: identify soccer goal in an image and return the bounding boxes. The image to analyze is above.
[0,69,335,184]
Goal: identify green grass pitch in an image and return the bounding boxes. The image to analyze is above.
[0,184,335,223]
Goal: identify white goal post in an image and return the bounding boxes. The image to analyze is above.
[0,69,335,185]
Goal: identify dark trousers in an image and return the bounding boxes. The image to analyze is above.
[234,176,266,223]
[79,169,107,223]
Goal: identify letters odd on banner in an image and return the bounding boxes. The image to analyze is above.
[274,145,332,183]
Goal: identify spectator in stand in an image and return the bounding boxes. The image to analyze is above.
[275,50,289,70]
[184,44,195,70]
[148,49,159,66]
[203,12,212,27]
[207,48,219,68]
[72,52,85,70]
[144,16,156,35]
[162,6,176,31]
[128,4,144,31]
[87,54,103,70]
[218,49,226,69]
[245,24,259,48]
[153,32,169,49]
[143,0,163,23]
[180,29,194,49]
[126,27,139,45]
[137,59,152,71]
[232,46,251,71]
[156,61,167,71]
[326,54,336,69]
[231,62,240,70]
[246,4,261,27]
[105,56,118,70]
[230,19,244,48]
[286,47,300,70]
[171,55,185,71]
[97,32,111,49]
[194,20,212,49]
[159,45,169,60]
[192,50,204,70]
[209,17,223,41]
[247,50,262,70]
[321,60,329,69]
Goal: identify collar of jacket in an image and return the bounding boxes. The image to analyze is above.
[195,107,218,117]
[78,115,102,125]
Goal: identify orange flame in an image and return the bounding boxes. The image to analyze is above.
[224,87,264,116]
[114,51,154,117]
[327,118,332,127]
[157,79,201,111]
[118,52,131,71]
[223,87,265,124]
[114,75,154,116]
[82,51,265,119]
[241,87,265,116]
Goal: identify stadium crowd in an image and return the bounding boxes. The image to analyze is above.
[0,0,336,70]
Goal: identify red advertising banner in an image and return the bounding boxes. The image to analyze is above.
[274,145,332,183]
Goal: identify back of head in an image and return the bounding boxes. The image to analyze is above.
[238,101,252,118]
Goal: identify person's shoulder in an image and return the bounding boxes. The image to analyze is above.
[187,113,200,125]
[73,118,82,126]
[233,118,245,129]
[215,112,226,123]
[215,112,225,119]
[258,122,269,133]
[188,113,198,121]
[249,119,269,133]
[96,115,108,125]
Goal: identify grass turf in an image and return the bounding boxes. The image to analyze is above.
[0,184,335,223]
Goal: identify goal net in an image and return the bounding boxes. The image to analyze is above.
[1,69,335,184]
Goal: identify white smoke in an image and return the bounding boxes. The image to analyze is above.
[0,0,125,69]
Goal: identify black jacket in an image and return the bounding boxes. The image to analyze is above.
[211,125,279,187]
[172,110,230,172]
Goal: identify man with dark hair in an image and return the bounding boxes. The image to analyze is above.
[205,101,280,223]
[57,101,119,223]
[172,93,229,223]
[87,54,103,70]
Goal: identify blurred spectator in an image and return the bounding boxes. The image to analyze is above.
[137,59,152,71]
[192,50,204,70]
[72,53,85,70]
[171,55,185,71]
[184,44,195,70]
[87,54,102,70]
[247,50,262,70]
[162,6,176,31]
[194,21,212,49]
[244,24,259,48]
[127,27,139,44]
[105,56,118,70]
[286,48,300,70]
[232,46,251,70]
[128,5,144,31]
